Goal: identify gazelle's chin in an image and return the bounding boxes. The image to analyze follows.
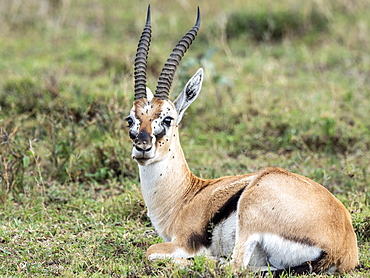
[134,157,154,166]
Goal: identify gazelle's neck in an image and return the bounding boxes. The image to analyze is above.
[138,130,195,240]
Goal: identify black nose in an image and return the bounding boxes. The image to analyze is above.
[135,130,152,151]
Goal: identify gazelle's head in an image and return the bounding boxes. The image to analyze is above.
[126,6,204,166]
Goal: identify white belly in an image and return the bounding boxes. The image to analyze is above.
[209,212,237,257]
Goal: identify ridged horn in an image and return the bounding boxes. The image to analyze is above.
[134,5,151,100]
[154,6,201,100]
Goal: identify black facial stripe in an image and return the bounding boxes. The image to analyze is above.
[129,131,136,140]
[187,186,247,251]
[155,127,166,141]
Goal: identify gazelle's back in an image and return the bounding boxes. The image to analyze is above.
[234,167,358,272]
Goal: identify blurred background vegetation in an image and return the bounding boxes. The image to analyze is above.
[0,0,369,276]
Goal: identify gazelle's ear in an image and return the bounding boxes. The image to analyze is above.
[174,68,203,123]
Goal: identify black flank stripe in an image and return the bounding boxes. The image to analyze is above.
[188,186,246,251]
[281,234,316,247]
[210,186,246,227]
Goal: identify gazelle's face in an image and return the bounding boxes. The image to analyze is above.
[128,6,202,166]
[126,95,178,166]
[126,69,204,166]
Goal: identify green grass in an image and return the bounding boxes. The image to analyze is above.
[0,0,369,277]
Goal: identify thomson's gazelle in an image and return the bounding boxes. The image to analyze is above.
[125,6,359,275]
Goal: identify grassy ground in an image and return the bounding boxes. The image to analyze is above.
[0,0,369,277]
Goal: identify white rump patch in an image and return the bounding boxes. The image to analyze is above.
[243,233,323,270]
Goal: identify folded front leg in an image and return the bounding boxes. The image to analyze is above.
[146,242,196,261]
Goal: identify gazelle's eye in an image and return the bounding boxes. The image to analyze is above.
[162,116,173,127]
[125,117,134,128]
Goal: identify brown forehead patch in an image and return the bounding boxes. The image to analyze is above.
[133,98,165,133]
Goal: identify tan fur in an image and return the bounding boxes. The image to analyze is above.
[134,98,164,135]
[128,90,358,273]
[144,174,255,261]
[127,25,358,273]
[165,174,254,252]
[233,167,358,272]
